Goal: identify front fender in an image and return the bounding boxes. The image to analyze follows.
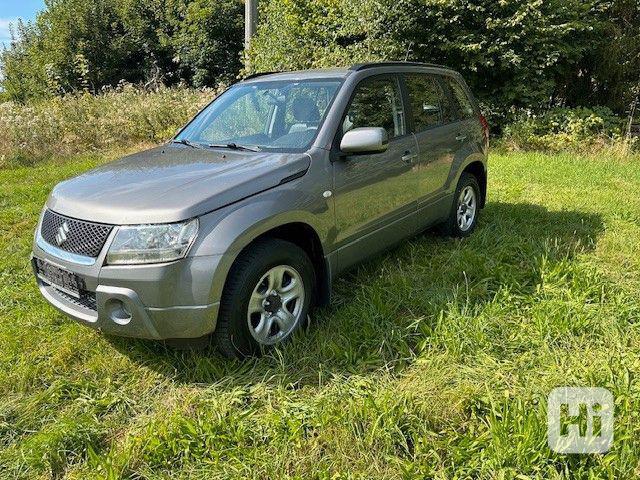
[188,178,334,305]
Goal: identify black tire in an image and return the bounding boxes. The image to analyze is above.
[214,238,315,358]
[437,172,481,237]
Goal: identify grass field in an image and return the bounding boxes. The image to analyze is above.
[1,149,640,479]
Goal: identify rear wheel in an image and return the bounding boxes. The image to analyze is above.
[438,172,481,237]
[214,238,315,358]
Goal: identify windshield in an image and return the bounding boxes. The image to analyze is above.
[176,79,342,151]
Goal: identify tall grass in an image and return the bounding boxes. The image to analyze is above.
[498,106,638,157]
[3,89,639,168]
[0,86,218,167]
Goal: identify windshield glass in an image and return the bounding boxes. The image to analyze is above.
[177,79,342,151]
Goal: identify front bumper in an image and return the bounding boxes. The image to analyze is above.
[32,231,222,340]
[35,276,219,339]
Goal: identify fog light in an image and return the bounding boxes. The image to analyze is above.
[106,299,132,325]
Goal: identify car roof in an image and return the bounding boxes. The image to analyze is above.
[241,62,455,83]
[242,68,351,82]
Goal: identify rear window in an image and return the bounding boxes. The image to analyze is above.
[444,77,475,120]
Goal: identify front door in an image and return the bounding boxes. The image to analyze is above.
[332,75,419,271]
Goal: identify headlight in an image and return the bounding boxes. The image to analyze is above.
[107,219,199,265]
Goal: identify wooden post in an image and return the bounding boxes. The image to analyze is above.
[245,0,258,70]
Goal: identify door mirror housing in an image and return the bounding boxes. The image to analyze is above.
[340,127,389,154]
[422,104,440,115]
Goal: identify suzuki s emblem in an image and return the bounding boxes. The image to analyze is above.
[55,222,70,246]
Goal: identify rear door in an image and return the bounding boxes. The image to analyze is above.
[404,73,454,203]
[332,74,419,270]
[441,74,483,150]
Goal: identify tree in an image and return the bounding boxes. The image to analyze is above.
[0,0,245,101]
[170,0,244,87]
[248,0,637,126]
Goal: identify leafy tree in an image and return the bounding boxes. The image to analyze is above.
[567,0,640,113]
[45,0,144,92]
[249,0,639,126]
[1,19,57,101]
[170,0,244,87]
[1,0,637,125]
[0,0,244,101]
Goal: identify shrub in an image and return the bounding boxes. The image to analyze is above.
[500,107,631,153]
[0,86,219,167]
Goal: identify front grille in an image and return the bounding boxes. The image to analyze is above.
[55,288,97,312]
[41,210,113,258]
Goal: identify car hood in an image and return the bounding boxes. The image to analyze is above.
[47,145,311,224]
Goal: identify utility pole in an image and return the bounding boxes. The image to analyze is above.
[245,0,258,70]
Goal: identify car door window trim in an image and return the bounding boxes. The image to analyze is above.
[400,73,468,134]
[332,73,412,154]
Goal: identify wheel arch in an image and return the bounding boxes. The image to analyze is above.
[199,208,332,309]
[249,222,330,307]
[461,160,487,208]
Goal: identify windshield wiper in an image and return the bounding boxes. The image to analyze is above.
[208,143,261,152]
[172,138,202,149]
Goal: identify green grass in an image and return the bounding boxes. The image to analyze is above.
[1,149,640,479]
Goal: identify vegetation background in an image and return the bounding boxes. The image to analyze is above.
[1,0,640,478]
[2,0,639,120]
[1,0,639,166]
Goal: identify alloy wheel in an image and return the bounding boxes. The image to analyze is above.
[247,265,305,345]
[456,185,477,232]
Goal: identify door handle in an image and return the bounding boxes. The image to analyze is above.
[402,152,417,163]
[455,133,468,142]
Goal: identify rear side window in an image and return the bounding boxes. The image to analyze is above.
[405,73,447,132]
[343,76,406,139]
[444,77,475,120]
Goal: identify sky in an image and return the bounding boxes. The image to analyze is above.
[0,0,45,48]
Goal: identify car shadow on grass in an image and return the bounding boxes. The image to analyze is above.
[106,201,605,387]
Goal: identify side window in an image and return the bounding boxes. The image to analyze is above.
[406,74,446,132]
[444,77,475,120]
[343,76,405,139]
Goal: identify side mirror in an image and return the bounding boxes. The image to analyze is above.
[423,104,440,115]
[340,127,389,155]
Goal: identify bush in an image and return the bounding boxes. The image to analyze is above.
[500,107,630,152]
[0,86,219,167]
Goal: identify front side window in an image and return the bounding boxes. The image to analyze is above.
[177,79,342,151]
[445,77,475,120]
[343,76,405,139]
[405,73,446,132]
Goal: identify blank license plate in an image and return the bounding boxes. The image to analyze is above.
[34,258,86,298]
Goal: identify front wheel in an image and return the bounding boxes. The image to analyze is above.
[214,238,315,358]
[437,172,481,237]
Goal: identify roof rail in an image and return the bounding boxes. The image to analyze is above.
[349,61,449,71]
[243,71,280,81]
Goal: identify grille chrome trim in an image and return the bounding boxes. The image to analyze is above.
[39,209,113,260]
[36,229,97,265]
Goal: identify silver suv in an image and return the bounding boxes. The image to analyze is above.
[32,62,489,357]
